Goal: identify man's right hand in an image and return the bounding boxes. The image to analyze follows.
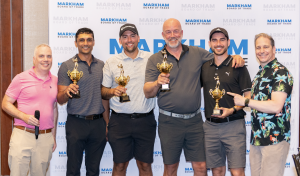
[65,84,79,98]
[23,114,40,126]
[157,73,170,86]
[111,86,126,97]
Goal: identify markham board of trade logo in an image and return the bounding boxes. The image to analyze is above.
[58,121,66,128]
[285,162,290,168]
[268,33,295,40]
[185,19,211,25]
[153,151,162,157]
[276,48,292,54]
[101,168,112,174]
[53,16,88,24]
[54,46,77,55]
[181,4,215,11]
[280,62,295,69]
[223,19,255,26]
[59,151,67,157]
[96,2,131,10]
[267,19,292,25]
[227,4,252,10]
[57,32,76,38]
[263,4,295,11]
[57,2,84,8]
[143,3,169,9]
[100,18,127,24]
[185,168,194,173]
[139,18,166,25]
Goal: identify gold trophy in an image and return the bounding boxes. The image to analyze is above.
[209,76,225,115]
[67,57,83,98]
[115,64,130,103]
[157,50,173,90]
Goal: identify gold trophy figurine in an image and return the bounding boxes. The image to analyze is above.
[67,57,83,98]
[115,64,130,103]
[209,76,225,115]
[157,50,173,90]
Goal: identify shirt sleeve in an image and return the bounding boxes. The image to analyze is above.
[271,69,293,95]
[145,55,160,83]
[199,48,214,65]
[5,74,21,100]
[238,66,252,93]
[57,62,72,86]
[102,60,113,88]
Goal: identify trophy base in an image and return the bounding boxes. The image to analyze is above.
[70,90,81,99]
[161,84,170,91]
[212,109,222,115]
[120,95,130,103]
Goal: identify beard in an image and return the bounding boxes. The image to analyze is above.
[211,46,228,56]
[124,43,138,53]
[164,36,182,49]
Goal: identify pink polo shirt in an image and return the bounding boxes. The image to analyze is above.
[6,67,58,130]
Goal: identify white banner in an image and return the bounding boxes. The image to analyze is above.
[49,1,299,175]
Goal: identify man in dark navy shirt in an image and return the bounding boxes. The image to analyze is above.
[201,27,251,176]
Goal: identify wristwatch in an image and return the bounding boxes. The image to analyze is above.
[245,98,250,107]
[232,106,237,114]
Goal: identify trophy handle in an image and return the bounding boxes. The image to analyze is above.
[67,70,71,77]
[169,63,173,70]
[209,89,213,97]
[221,89,226,96]
[126,76,130,83]
[115,77,119,84]
[79,71,83,79]
[157,63,161,70]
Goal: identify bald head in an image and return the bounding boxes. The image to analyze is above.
[162,18,183,49]
[163,18,182,32]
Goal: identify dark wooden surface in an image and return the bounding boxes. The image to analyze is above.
[1,0,23,175]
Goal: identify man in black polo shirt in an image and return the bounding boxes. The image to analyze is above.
[201,27,251,176]
[57,28,109,176]
[144,18,245,176]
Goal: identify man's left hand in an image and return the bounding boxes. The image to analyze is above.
[227,92,246,106]
[211,107,234,119]
[52,136,57,152]
[231,55,245,68]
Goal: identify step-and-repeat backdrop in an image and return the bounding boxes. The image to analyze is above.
[49,0,299,175]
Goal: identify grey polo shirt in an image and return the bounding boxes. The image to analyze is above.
[201,55,252,119]
[145,44,214,114]
[57,54,105,115]
[102,49,156,113]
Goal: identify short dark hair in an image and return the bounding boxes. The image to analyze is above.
[75,28,94,41]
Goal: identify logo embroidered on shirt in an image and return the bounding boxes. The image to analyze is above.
[225,72,230,76]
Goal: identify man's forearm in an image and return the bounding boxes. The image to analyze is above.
[57,91,69,105]
[144,81,160,98]
[234,91,251,111]
[101,86,114,100]
[52,103,58,138]
[102,99,110,125]
[2,96,26,121]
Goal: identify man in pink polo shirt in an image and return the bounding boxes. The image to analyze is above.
[1,44,58,176]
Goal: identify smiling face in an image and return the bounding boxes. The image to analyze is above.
[119,30,140,55]
[209,32,230,56]
[75,33,95,55]
[33,46,52,73]
[255,36,276,67]
[162,19,183,49]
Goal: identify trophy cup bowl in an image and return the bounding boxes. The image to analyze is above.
[209,88,225,115]
[67,68,83,98]
[115,75,130,103]
[157,62,173,90]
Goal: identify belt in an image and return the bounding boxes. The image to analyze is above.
[14,126,52,134]
[159,108,201,119]
[111,110,153,119]
[69,114,103,120]
[206,116,243,123]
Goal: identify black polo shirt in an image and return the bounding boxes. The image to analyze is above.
[145,44,214,114]
[58,54,105,116]
[201,55,251,118]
